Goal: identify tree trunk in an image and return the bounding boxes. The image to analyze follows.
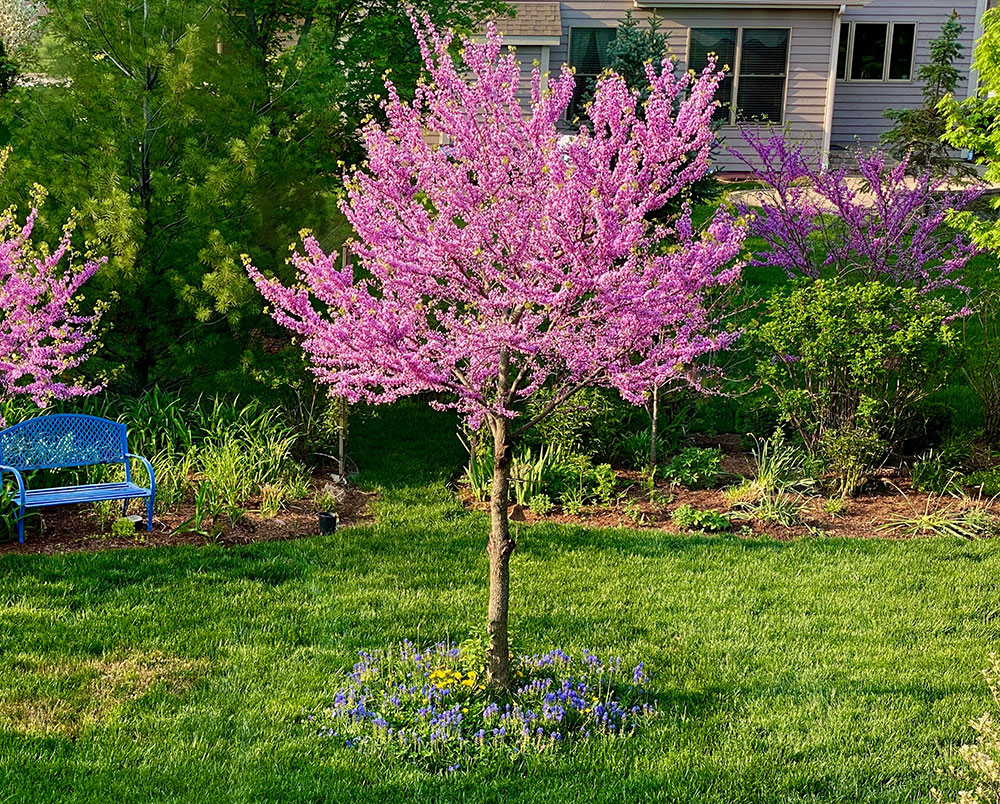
[486,417,515,691]
[647,384,660,474]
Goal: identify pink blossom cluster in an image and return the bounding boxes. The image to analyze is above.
[0,211,104,423]
[249,18,745,427]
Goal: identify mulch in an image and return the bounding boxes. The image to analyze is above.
[466,433,997,541]
[3,434,994,555]
[0,476,375,556]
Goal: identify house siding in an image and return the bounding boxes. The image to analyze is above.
[510,1,838,170]
[831,0,981,149]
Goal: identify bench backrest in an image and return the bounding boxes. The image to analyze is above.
[0,414,128,471]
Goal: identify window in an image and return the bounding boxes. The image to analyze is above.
[689,28,737,123]
[838,22,916,82]
[689,27,789,125]
[836,22,849,80]
[567,28,617,119]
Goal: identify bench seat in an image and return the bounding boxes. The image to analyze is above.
[0,414,156,543]
[24,482,153,508]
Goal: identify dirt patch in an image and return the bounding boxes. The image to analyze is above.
[0,475,375,556]
[0,651,210,738]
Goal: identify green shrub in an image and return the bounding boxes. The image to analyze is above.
[671,505,731,532]
[527,494,553,516]
[661,447,722,489]
[750,278,960,454]
[964,467,1000,496]
[523,387,638,460]
[749,431,818,494]
[110,517,136,539]
[932,654,1000,804]
[819,426,888,497]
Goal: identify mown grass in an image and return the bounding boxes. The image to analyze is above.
[2,401,1000,802]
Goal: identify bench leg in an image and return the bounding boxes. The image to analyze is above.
[146,495,154,532]
[17,508,24,544]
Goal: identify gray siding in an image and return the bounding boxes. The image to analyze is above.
[511,2,838,170]
[831,0,982,148]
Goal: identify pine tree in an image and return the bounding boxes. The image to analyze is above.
[882,12,973,176]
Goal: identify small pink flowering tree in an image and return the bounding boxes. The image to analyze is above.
[0,210,105,424]
[249,18,745,689]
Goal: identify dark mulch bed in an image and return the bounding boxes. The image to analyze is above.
[0,476,375,556]
[464,433,996,541]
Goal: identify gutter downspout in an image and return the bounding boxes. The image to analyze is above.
[968,0,988,99]
[821,4,846,169]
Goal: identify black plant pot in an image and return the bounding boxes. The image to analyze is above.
[318,511,339,535]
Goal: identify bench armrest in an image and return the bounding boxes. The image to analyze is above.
[126,454,156,495]
[0,465,26,506]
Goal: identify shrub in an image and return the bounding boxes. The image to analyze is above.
[876,501,993,539]
[964,467,1000,496]
[671,505,731,532]
[523,387,637,461]
[823,496,847,518]
[819,425,887,497]
[110,517,135,539]
[661,447,722,489]
[932,654,1000,804]
[751,279,960,454]
[748,430,818,495]
[309,641,655,773]
[527,494,553,516]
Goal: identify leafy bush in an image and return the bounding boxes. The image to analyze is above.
[819,425,888,498]
[933,654,1000,804]
[310,641,655,773]
[751,279,960,454]
[110,517,136,539]
[524,387,638,461]
[964,467,1000,496]
[661,447,722,489]
[671,505,731,532]
[527,494,553,516]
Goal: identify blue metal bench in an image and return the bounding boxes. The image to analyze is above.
[0,414,155,543]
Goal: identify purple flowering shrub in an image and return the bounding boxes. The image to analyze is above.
[734,129,980,297]
[308,640,655,772]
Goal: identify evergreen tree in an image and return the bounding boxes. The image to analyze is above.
[883,12,972,176]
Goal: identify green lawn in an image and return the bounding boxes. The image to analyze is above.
[2,402,1000,802]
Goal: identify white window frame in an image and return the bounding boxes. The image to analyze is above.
[838,20,918,83]
[686,26,791,127]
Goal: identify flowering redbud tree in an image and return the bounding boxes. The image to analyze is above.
[249,18,745,689]
[0,209,105,424]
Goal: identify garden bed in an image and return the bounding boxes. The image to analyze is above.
[462,434,998,541]
[0,475,374,556]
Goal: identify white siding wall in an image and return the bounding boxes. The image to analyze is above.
[515,1,837,170]
[831,0,981,148]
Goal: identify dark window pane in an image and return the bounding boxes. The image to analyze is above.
[888,23,915,79]
[567,28,616,118]
[736,76,786,122]
[569,28,616,76]
[837,22,849,79]
[851,23,887,80]
[690,28,737,123]
[739,29,789,75]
